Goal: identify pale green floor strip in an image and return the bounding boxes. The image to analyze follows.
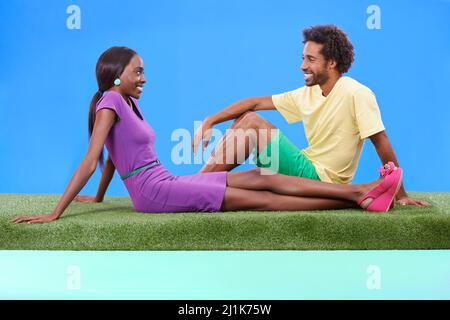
[1,250,449,299]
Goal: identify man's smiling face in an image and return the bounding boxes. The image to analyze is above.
[301,41,332,87]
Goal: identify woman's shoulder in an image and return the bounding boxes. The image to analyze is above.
[96,91,126,118]
[97,90,123,107]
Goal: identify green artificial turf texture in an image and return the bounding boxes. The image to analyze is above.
[1,193,449,250]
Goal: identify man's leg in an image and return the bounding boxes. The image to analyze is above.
[200,111,277,172]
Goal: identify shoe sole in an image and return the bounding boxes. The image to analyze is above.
[387,169,403,212]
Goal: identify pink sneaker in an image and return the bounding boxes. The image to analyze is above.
[357,167,403,213]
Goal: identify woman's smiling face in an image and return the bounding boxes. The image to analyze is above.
[117,54,146,100]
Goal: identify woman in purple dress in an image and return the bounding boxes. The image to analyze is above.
[14,47,403,224]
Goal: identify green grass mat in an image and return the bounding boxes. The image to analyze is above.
[1,193,449,250]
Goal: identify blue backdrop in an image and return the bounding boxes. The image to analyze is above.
[1,0,449,196]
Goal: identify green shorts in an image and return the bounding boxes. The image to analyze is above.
[254,130,321,181]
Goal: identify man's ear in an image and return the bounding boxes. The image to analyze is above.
[327,59,337,70]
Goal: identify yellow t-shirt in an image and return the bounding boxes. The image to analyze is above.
[272,76,385,184]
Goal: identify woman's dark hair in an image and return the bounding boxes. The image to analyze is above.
[88,46,137,171]
[302,24,354,74]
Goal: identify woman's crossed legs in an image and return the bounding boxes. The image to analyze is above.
[221,168,383,211]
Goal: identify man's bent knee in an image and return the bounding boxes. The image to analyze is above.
[234,111,267,129]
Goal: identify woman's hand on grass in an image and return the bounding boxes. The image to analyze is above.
[12,214,59,224]
[74,195,101,203]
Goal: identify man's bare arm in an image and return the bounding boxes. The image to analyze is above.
[370,130,430,206]
[192,96,275,153]
[207,96,275,126]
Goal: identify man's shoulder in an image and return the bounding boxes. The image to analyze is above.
[339,76,375,96]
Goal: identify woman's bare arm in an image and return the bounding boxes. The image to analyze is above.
[13,109,117,224]
[94,155,116,202]
[73,155,116,203]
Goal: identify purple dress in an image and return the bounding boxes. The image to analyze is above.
[95,90,228,213]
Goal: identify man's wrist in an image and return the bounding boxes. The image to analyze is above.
[204,115,215,127]
[396,191,408,200]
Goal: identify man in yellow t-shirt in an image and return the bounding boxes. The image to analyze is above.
[193,24,428,207]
